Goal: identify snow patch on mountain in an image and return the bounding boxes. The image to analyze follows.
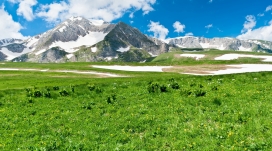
[0,39,23,46]
[49,32,107,53]
[90,19,105,26]
[35,49,46,55]
[148,52,158,57]
[91,47,97,53]
[0,47,31,60]
[59,26,67,32]
[66,54,74,59]
[199,43,225,50]
[116,47,130,52]
[26,36,39,48]
[238,46,252,51]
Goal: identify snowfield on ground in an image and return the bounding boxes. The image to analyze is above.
[209,64,272,75]
[180,54,205,60]
[92,65,172,72]
[0,68,122,77]
[49,32,108,53]
[215,54,272,62]
[93,64,272,75]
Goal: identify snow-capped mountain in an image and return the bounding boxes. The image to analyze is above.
[11,16,169,62]
[1,16,272,62]
[0,38,23,46]
[165,36,272,52]
[0,38,32,60]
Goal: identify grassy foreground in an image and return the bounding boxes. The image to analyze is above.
[0,68,272,150]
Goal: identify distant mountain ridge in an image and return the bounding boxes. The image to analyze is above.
[0,16,272,62]
[165,36,272,53]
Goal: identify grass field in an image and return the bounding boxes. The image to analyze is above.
[0,50,272,150]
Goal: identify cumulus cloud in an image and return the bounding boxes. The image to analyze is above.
[36,1,69,23]
[35,0,156,24]
[205,24,213,29]
[148,21,169,40]
[8,0,37,21]
[266,5,272,12]
[185,32,193,36]
[241,15,256,33]
[209,0,213,3]
[0,5,25,39]
[173,21,185,34]
[258,13,264,17]
[205,24,213,33]
[17,0,37,21]
[237,21,272,41]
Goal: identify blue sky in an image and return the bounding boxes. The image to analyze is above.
[0,0,272,41]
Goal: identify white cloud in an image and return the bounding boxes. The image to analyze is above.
[129,12,134,18]
[185,32,193,36]
[205,24,213,29]
[0,5,25,39]
[209,0,213,3]
[8,0,37,21]
[205,24,213,33]
[258,13,264,17]
[241,15,256,33]
[148,21,169,40]
[35,0,156,24]
[266,5,272,12]
[237,22,272,41]
[17,0,37,21]
[36,1,69,23]
[173,21,185,34]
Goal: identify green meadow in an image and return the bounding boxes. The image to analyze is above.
[0,50,272,150]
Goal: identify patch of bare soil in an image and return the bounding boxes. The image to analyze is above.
[162,64,241,74]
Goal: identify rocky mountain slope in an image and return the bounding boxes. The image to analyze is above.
[6,16,169,62]
[1,17,272,62]
[166,36,272,53]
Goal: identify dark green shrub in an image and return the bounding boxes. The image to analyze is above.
[87,84,96,91]
[59,89,69,96]
[70,85,75,93]
[194,89,206,97]
[53,86,59,90]
[25,88,32,97]
[43,89,51,98]
[170,82,180,89]
[213,98,222,106]
[88,84,102,93]
[95,87,102,93]
[33,90,42,98]
[169,78,180,89]
[82,102,95,110]
[181,89,193,96]
[211,85,218,91]
[148,82,160,93]
[160,84,168,92]
[107,94,117,104]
